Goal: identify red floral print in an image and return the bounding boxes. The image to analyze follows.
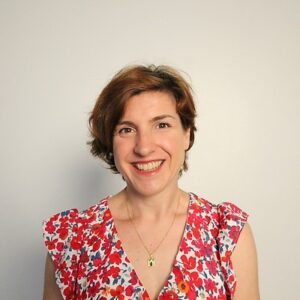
[110,285,125,299]
[43,193,248,299]
[161,290,178,299]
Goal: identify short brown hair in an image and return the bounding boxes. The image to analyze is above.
[88,64,197,173]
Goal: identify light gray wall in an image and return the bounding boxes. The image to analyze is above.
[1,1,299,299]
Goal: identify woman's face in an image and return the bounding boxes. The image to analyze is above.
[113,91,190,197]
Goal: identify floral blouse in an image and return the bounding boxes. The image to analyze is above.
[43,193,248,300]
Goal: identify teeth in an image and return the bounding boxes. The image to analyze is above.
[135,161,162,171]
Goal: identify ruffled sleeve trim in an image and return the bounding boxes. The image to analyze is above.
[216,202,249,297]
[43,208,82,300]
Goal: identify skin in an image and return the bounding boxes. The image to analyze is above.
[231,223,260,299]
[43,91,260,299]
[112,91,190,199]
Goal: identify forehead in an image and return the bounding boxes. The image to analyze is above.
[120,91,178,120]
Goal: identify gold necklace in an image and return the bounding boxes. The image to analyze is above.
[125,195,180,267]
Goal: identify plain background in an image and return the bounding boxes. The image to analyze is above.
[1,0,299,299]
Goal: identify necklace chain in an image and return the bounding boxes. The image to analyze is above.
[126,195,180,267]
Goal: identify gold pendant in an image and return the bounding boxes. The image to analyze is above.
[147,256,155,267]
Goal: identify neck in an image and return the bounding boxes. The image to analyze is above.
[121,186,186,220]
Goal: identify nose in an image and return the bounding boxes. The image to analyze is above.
[133,131,155,157]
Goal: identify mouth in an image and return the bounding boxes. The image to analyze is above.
[133,160,164,172]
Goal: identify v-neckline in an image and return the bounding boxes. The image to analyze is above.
[105,193,194,299]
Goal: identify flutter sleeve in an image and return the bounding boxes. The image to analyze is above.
[43,209,82,300]
[217,202,249,297]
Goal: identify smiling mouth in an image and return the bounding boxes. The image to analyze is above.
[133,160,164,172]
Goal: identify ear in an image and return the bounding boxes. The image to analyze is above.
[183,128,191,151]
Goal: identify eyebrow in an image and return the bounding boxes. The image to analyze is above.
[117,114,176,126]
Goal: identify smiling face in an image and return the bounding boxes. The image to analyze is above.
[113,91,190,197]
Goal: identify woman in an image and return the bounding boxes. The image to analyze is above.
[43,65,259,300]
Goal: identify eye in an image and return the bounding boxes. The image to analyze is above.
[157,122,171,129]
[117,127,135,136]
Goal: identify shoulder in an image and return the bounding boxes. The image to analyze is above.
[216,201,249,247]
[42,196,110,264]
[189,193,249,249]
[43,196,110,229]
[190,193,259,298]
[190,193,248,226]
[190,196,245,249]
[42,196,111,299]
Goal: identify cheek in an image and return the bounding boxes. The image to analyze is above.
[160,135,186,156]
[112,140,122,167]
[112,138,132,165]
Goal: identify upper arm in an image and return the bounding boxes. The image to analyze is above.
[43,253,64,300]
[231,223,260,300]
